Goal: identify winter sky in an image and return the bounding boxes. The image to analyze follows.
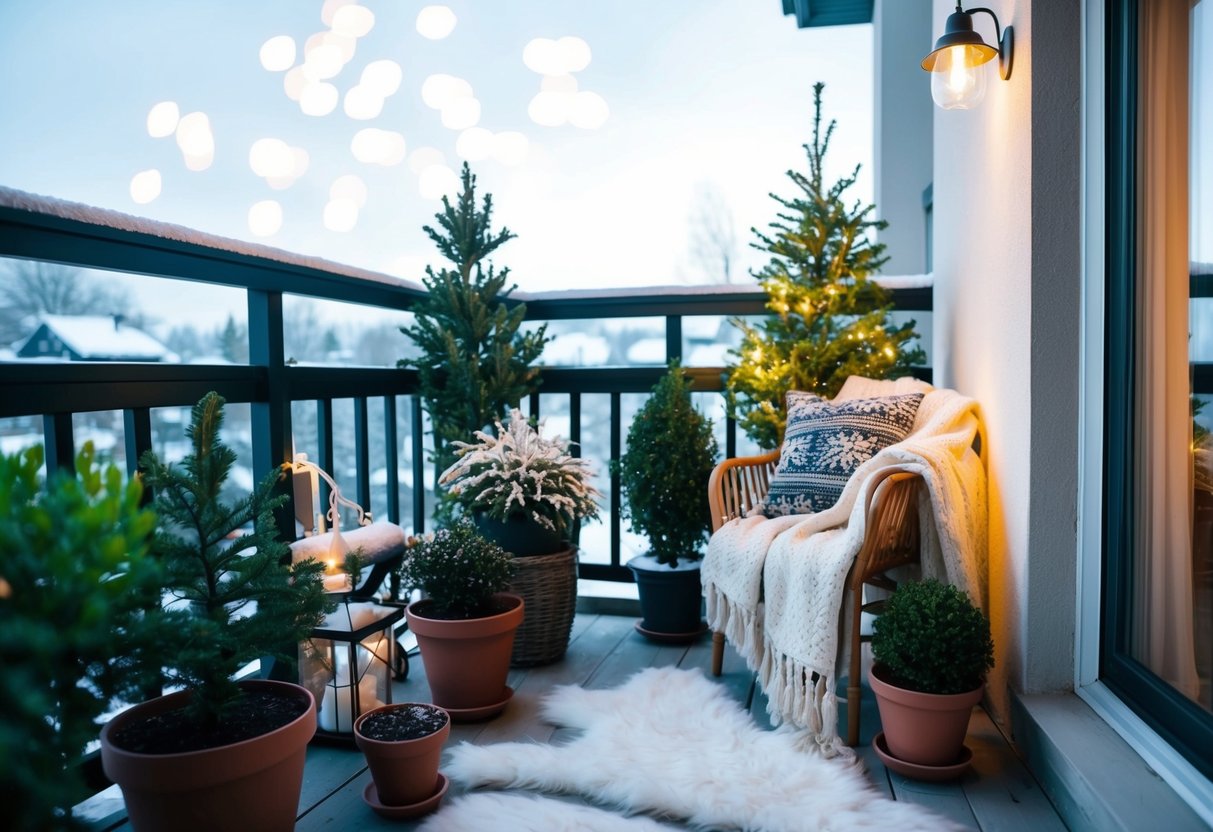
[0,1,875,330]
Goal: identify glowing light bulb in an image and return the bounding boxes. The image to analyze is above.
[930,44,987,110]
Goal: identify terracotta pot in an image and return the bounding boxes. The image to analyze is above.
[406,592,524,715]
[628,555,703,638]
[474,512,565,556]
[99,680,315,832]
[354,703,450,806]
[869,665,983,767]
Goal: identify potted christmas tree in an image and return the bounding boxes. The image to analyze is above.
[0,443,161,830]
[400,519,522,719]
[725,82,925,451]
[400,163,551,524]
[869,579,995,776]
[99,393,331,831]
[614,360,718,641]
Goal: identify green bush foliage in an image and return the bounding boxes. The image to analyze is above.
[399,518,515,617]
[141,392,331,729]
[613,360,718,566]
[0,443,161,828]
[725,82,924,450]
[871,579,994,695]
[399,164,551,523]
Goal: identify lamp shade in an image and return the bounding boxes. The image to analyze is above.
[922,9,999,109]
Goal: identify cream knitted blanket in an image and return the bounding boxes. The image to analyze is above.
[701,377,987,757]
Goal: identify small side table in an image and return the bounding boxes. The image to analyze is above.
[302,601,405,743]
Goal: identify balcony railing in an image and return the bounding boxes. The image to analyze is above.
[0,189,932,582]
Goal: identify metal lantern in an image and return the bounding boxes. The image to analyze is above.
[302,601,404,739]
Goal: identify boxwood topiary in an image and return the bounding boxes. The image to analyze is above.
[612,359,718,567]
[870,578,994,695]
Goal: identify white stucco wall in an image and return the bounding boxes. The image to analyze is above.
[929,0,1081,722]
[873,0,934,274]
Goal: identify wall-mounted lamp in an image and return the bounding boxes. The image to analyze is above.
[921,5,1013,110]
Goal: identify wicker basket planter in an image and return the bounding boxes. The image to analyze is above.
[508,546,579,666]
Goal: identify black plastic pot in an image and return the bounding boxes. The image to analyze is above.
[474,512,564,556]
[627,555,705,641]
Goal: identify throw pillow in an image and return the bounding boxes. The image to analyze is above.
[759,391,925,517]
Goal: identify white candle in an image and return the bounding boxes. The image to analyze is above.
[319,684,353,732]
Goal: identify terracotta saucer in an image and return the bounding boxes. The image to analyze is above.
[634,621,709,644]
[362,772,449,820]
[441,686,514,722]
[872,731,973,781]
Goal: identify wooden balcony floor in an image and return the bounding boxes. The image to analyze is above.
[289,612,1067,831]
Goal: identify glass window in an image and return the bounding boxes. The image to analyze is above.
[1103,0,1213,779]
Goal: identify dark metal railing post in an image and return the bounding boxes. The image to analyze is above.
[411,396,425,534]
[354,396,371,516]
[610,391,622,569]
[666,315,683,363]
[43,412,75,478]
[248,289,295,538]
[384,396,400,524]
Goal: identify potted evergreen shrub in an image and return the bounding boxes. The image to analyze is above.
[400,519,522,719]
[869,578,995,772]
[399,163,551,524]
[354,702,450,818]
[614,360,719,641]
[440,408,601,665]
[0,443,161,830]
[99,393,331,832]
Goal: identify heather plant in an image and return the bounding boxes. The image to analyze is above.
[0,443,161,829]
[439,408,602,539]
[398,519,515,618]
[871,579,994,695]
[141,392,331,729]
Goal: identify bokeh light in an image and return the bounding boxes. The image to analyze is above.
[416,5,457,40]
[323,197,359,231]
[129,169,162,204]
[408,146,446,174]
[300,82,339,116]
[249,138,294,178]
[343,85,384,120]
[303,44,344,80]
[259,36,296,72]
[556,36,592,72]
[248,200,283,236]
[321,0,355,26]
[175,112,214,157]
[183,150,214,172]
[418,165,460,200]
[541,74,578,94]
[523,38,562,75]
[421,74,472,110]
[284,66,309,101]
[351,128,406,166]
[331,4,374,38]
[361,59,402,97]
[441,97,481,130]
[330,174,368,207]
[146,101,180,138]
[455,127,494,161]
[528,91,571,127]
[569,91,610,129]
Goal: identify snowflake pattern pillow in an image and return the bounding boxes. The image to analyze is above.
[759,391,925,517]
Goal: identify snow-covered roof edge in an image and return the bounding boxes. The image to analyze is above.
[0,186,424,294]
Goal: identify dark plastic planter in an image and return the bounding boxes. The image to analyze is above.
[627,555,704,640]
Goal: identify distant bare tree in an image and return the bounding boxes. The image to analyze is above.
[687,182,739,284]
[0,260,136,347]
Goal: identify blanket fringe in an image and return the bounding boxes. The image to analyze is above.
[706,585,852,762]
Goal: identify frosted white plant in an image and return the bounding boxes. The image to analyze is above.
[439,409,602,537]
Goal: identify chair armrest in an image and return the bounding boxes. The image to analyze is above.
[708,450,780,532]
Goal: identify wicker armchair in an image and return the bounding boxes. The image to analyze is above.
[707,452,922,746]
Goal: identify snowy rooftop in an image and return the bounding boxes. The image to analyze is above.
[25,315,173,361]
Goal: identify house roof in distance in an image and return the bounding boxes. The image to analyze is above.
[781,0,874,28]
[27,315,172,361]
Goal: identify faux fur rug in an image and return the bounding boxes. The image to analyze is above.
[437,667,964,831]
[418,793,680,831]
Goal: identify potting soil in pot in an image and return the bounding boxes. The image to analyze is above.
[109,690,309,754]
[359,705,448,742]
